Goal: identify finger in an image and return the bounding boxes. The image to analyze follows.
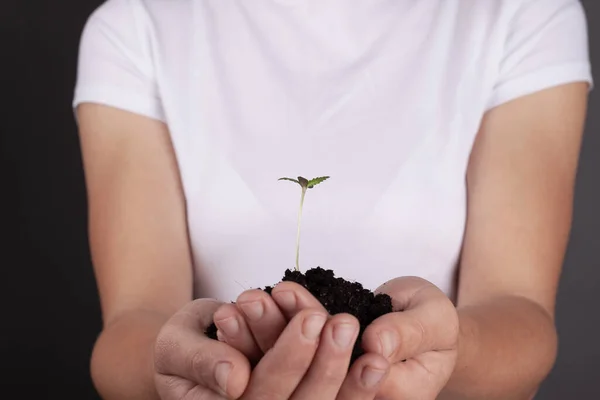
[155,374,196,400]
[185,386,236,400]
[376,350,456,400]
[171,298,223,330]
[155,374,227,400]
[213,303,262,364]
[242,308,328,399]
[236,289,288,353]
[335,353,390,400]
[155,329,249,399]
[154,299,251,399]
[271,281,327,320]
[374,276,444,311]
[362,278,458,363]
[291,313,359,399]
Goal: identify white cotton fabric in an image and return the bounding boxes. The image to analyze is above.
[73,0,593,302]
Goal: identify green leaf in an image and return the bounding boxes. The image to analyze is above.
[278,177,300,185]
[307,176,330,189]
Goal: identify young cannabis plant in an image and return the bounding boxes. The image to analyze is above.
[278,176,330,272]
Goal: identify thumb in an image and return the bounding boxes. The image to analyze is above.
[155,299,252,398]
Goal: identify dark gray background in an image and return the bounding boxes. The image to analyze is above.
[536,1,600,396]
[1,0,598,398]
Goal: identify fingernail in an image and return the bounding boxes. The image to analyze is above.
[378,330,397,357]
[273,291,296,311]
[215,316,239,337]
[214,361,232,394]
[333,323,357,348]
[216,329,227,342]
[240,300,264,321]
[302,314,327,340]
[361,366,386,388]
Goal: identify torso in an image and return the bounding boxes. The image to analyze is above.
[137,0,519,302]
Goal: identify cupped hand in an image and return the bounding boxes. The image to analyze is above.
[215,282,391,399]
[154,294,390,400]
[218,277,459,400]
[362,277,459,399]
[240,306,390,400]
[212,282,329,363]
[153,299,251,399]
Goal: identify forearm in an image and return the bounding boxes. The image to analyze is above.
[440,295,558,400]
[91,310,169,400]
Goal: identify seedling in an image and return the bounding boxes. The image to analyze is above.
[207,174,394,367]
[278,176,330,272]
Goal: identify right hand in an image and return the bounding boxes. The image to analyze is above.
[153,297,390,400]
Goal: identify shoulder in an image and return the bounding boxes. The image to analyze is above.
[435,0,588,55]
[81,0,192,36]
[79,0,152,56]
[457,0,588,33]
[85,0,148,27]
[76,0,195,71]
[481,0,592,110]
[74,0,190,121]
[491,0,586,16]
[499,0,588,31]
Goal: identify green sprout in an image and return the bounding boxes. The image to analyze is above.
[278,176,330,272]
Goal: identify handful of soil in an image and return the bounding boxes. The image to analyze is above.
[206,267,393,365]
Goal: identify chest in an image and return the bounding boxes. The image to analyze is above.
[155,0,502,171]
[146,0,507,300]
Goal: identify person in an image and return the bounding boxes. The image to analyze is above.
[72,0,593,398]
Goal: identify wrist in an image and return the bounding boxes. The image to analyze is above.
[438,296,557,400]
[437,307,480,400]
[91,310,168,400]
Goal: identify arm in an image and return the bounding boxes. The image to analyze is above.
[440,82,589,399]
[77,103,193,399]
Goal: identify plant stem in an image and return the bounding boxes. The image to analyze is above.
[295,185,307,272]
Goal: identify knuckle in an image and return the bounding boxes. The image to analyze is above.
[181,298,222,326]
[237,288,267,302]
[154,333,178,373]
[190,348,208,374]
[318,363,346,383]
[284,356,312,376]
[155,375,196,400]
[157,374,180,391]
[403,316,425,350]
[265,349,311,378]
[333,312,359,325]
[213,302,238,320]
[297,307,327,320]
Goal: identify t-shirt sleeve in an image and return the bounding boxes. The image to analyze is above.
[487,0,593,110]
[72,0,165,122]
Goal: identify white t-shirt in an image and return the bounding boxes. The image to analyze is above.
[73,0,593,303]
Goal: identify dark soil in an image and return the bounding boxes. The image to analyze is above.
[206,267,394,365]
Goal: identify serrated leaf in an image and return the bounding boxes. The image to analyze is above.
[307,176,330,188]
[278,177,300,185]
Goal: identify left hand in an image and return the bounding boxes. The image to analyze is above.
[212,277,458,399]
[362,277,459,399]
